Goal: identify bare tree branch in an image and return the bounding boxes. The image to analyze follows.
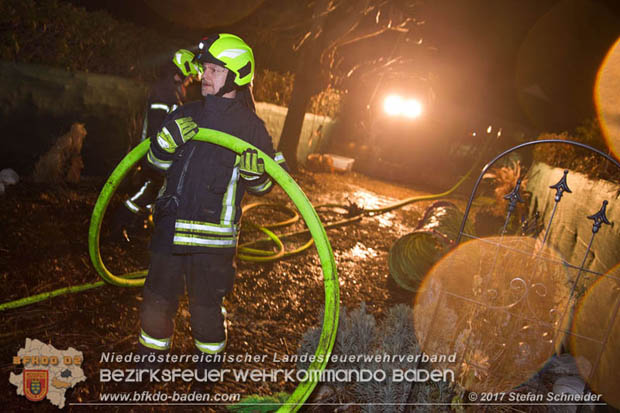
[333,26,390,50]
[293,31,312,51]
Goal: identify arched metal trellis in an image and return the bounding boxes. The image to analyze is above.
[414,139,620,408]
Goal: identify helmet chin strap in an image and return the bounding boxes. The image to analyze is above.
[215,71,237,97]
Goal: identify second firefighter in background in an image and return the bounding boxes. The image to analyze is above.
[113,49,203,240]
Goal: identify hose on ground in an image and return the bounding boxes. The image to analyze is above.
[0,154,475,310]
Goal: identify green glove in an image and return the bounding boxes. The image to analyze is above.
[156,116,198,153]
[239,148,265,180]
[173,117,198,143]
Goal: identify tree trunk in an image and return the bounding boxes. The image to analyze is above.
[277,69,316,172]
[276,0,341,171]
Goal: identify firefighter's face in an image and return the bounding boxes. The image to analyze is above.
[201,63,228,96]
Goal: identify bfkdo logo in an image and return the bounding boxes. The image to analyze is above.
[24,370,48,402]
[9,338,86,409]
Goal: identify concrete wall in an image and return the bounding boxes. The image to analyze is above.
[256,102,336,164]
[526,162,620,274]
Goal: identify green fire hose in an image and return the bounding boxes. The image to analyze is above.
[87,129,340,412]
[0,141,476,311]
[0,125,491,409]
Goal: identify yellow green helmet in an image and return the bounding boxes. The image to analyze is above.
[197,34,254,87]
[172,49,203,77]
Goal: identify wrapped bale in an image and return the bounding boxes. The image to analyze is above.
[388,201,474,291]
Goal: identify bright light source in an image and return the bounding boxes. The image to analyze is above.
[402,99,422,118]
[384,95,404,116]
[383,95,423,118]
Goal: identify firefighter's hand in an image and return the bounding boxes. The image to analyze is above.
[161,116,198,146]
[239,148,265,181]
[156,117,199,153]
[174,117,198,142]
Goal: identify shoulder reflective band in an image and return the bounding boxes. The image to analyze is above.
[88,129,339,413]
[150,103,170,112]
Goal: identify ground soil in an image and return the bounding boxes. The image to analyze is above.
[1,169,460,412]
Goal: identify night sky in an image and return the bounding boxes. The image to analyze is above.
[64,0,620,137]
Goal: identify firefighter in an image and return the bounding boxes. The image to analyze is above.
[111,49,203,241]
[137,34,286,373]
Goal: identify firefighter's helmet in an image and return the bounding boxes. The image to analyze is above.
[172,49,203,78]
[197,34,254,88]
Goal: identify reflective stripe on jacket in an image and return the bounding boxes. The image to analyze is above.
[147,95,286,254]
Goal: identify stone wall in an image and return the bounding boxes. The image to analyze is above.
[526,162,620,274]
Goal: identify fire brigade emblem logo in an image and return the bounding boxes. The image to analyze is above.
[24,370,48,402]
[10,338,86,408]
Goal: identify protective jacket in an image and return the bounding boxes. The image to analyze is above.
[147,94,285,255]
